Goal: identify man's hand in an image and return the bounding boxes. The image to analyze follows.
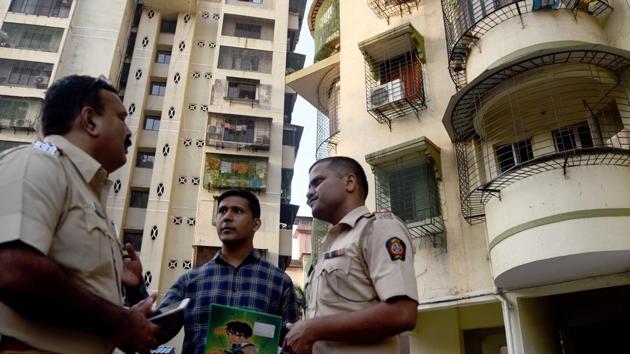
[114,294,159,354]
[282,321,316,354]
[122,243,142,287]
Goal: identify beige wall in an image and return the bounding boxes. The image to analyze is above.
[337,0,496,304]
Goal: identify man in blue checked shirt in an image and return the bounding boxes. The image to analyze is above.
[157,189,299,354]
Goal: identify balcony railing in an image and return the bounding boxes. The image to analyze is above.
[203,154,268,190]
[313,0,340,61]
[442,45,630,223]
[360,23,426,127]
[207,114,271,151]
[367,0,420,22]
[442,0,613,89]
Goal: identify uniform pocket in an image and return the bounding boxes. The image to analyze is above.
[318,256,352,304]
[81,207,112,275]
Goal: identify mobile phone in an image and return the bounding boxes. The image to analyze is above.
[150,298,190,321]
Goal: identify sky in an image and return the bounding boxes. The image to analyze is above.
[289,0,317,218]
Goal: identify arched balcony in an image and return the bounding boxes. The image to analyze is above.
[443,44,630,288]
[310,0,340,62]
[441,0,613,89]
[444,44,630,224]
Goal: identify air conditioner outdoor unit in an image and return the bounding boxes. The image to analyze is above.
[13,119,30,128]
[368,79,404,110]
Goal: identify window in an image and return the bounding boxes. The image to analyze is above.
[226,78,258,100]
[222,118,255,143]
[495,139,533,173]
[150,81,166,96]
[218,46,272,73]
[156,51,171,64]
[235,23,261,39]
[123,230,143,252]
[238,0,263,3]
[143,115,161,131]
[0,23,64,52]
[378,159,441,224]
[160,20,177,34]
[1,59,53,88]
[136,151,155,168]
[9,0,72,18]
[366,137,444,240]
[553,123,594,152]
[129,190,149,208]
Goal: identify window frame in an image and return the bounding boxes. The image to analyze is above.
[494,139,534,174]
[226,77,259,101]
[155,50,172,64]
[150,81,167,96]
[143,115,161,131]
[129,189,150,208]
[136,150,156,169]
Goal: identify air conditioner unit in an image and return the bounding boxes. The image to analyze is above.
[13,119,30,128]
[34,76,47,88]
[368,79,404,110]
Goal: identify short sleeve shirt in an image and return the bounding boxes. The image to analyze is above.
[306,206,418,354]
[0,135,124,354]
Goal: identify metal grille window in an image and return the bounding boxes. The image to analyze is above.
[0,95,41,129]
[553,123,594,152]
[156,51,171,64]
[0,23,64,52]
[235,23,261,39]
[360,23,426,126]
[129,190,149,208]
[136,151,155,168]
[366,137,444,244]
[150,81,167,96]
[1,59,52,89]
[143,115,161,131]
[494,139,533,174]
[8,0,72,18]
[367,0,420,22]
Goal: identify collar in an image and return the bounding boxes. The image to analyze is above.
[212,249,262,266]
[44,135,107,184]
[336,205,372,229]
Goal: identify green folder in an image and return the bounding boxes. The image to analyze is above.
[205,304,283,354]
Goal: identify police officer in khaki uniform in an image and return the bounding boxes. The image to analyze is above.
[0,75,159,354]
[283,156,418,354]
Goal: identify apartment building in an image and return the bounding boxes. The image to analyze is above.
[0,0,136,150]
[288,0,630,353]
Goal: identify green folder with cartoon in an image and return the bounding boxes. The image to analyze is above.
[204,304,283,354]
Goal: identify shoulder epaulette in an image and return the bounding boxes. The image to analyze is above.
[33,141,61,156]
[373,209,395,220]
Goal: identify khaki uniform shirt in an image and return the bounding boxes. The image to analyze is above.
[0,135,124,354]
[307,206,418,354]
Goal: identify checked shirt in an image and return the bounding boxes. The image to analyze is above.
[158,250,299,354]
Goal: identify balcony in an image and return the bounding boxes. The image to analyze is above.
[203,153,268,190]
[359,22,426,126]
[206,114,271,151]
[310,0,340,61]
[367,0,420,22]
[286,52,306,75]
[442,0,613,89]
[0,59,52,90]
[443,43,630,288]
[8,0,72,18]
[0,95,41,131]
